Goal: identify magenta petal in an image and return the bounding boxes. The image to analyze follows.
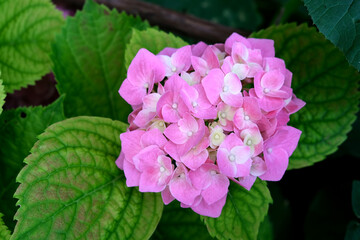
[119,79,146,106]
[191,195,227,218]
[260,147,288,181]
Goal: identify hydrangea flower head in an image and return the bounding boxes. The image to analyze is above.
[117,33,305,218]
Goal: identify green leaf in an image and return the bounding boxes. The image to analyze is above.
[0,96,65,231]
[202,180,272,240]
[0,79,4,115]
[151,201,211,240]
[352,180,360,218]
[303,0,360,71]
[125,28,188,69]
[0,0,64,93]
[257,216,273,240]
[251,23,360,169]
[12,116,163,240]
[52,0,149,122]
[345,221,360,240]
[0,213,11,240]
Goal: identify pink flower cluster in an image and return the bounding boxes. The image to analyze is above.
[117,33,305,218]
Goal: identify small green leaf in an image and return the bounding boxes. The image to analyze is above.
[251,23,360,169]
[125,28,188,69]
[304,0,360,71]
[0,96,65,231]
[151,201,211,240]
[0,213,11,240]
[0,79,5,115]
[345,221,360,240]
[12,116,163,240]
[52,0,149,122]
[0,0,64,93]
[352,180,360,218]
[202,180,272,240]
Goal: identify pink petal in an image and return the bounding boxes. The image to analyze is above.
[202,68,224,104]
[164,124,188,144]
[261,70,285,91]
[120,130,144,160]
[161,186,175,205]
[217,147,237,177]
[119,79,147,106]
[128,48,165,86]
[192,41,208,57]
[158,47,177,56]
[123,160,141,187]
[260,147,289,181]
[116,151,125,170]
[231,42,249,63]
[201,174,229,205]
[202,46,220,69]
[172,45,192,72]
[225,32,251,54]
[248,38,275,58]
[221,92,243,107]
[191,56,209,76]
[169,164,201,205]
[250,157,267,176]
[140,128,168,149]
[191,195,227,218]
[265,126,302,156]
[232,175,257,191]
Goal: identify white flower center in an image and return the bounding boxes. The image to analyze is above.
[143,83,149,88]
[160,166,165,172]
[187,131,193,137]
[171,66,177,72]
[179,173,185,179]
[263,88,270,94]
[222,86,229,92]
[158,121,164,127]
[192,101,198,107]
[244,115,250,121]
[172,103,178,109]
[246,139,253,146]
[267,148,273,154]
[220,112,226,119]
[228,154,236,162]
[214,133,220,140]
[210,170,217,175]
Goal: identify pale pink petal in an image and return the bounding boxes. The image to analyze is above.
[116,151,125,170]
[250,157,267,176]
[221,92,243,107]
[192,41,208,57]
[158,47,177,56]
[217,147,237,177]
[261,70,285,91]
[202,46,220,69]
[232,63,250,80]
[191,56,209,76]
[266,126,302,156]
[231,42,249,63]
[232,175,257,190]
[263,57,286,73]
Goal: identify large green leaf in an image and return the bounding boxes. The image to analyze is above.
[151,202,211,240]
[0,213,11,240]
[125,28,188,69]
[304,0,360,71]
[0,0,64,93]
[251,23,360,169]
[345,221,360,240]
[0,79,4,115]
[0,97,65,231]
[202,180,272,240]
[52,0,149,122]
[12,117,163,240]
